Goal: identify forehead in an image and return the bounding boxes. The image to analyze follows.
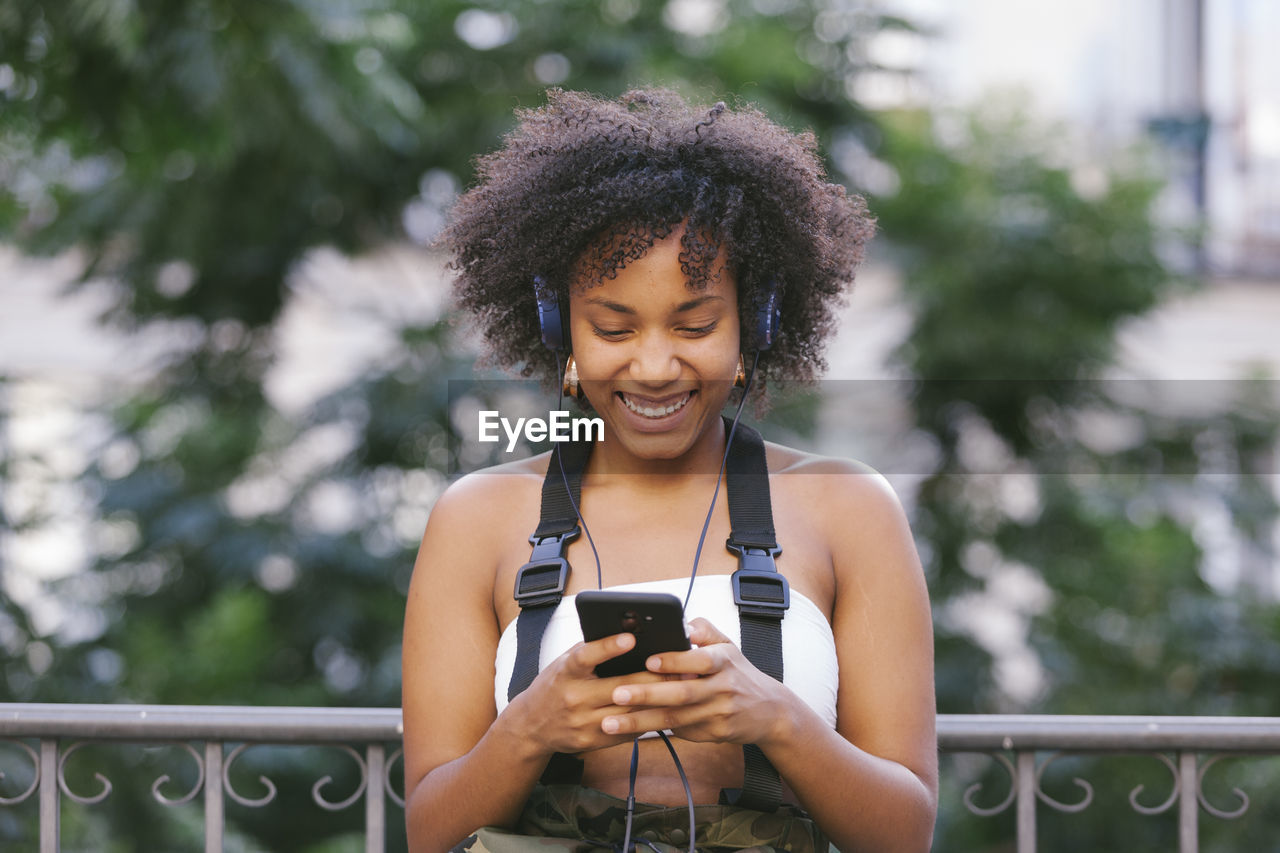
[568,224,736,299]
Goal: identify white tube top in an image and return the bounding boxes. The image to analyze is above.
[494,575,838,729]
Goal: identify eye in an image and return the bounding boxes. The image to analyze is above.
[591,326,630,340]
[678,321,719,336]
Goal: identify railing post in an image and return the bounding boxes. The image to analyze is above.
[205,740,224,853]
[39,738,58,853]
[1178,751,1198,853]
[1016,751,1036,853]
[366,743,386,853]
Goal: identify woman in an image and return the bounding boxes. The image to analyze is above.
[402,88,936,852]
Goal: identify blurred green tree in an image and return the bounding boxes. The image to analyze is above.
[0,0,909,849]
[868,106,1280,851]
[3,1,1279,851]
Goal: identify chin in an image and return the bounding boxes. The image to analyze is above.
[595,389,726,464]
[611,431,698,461]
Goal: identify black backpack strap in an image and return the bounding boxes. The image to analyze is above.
[719,417,789,812]
[508,437,592,784]
[507,439,590,700]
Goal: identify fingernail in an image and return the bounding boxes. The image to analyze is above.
[684,621,694,638]
[602,717,620,734]
[618,634,633,649]
[647,656,662,671]
[614,688,631,704]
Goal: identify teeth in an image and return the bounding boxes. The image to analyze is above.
[622,393,690,418]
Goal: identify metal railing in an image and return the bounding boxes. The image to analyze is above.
[3,704,1280,852]
[939,714,1280,851]
[0,704,403,853]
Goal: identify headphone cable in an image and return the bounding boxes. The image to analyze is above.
[659,731,698,853]
[553,349,759,853]
[683,350,759,610]
[620,738,640,853]
[555,353,604,589]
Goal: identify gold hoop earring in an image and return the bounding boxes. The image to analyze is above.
[732,354,747,389]
[562,355,580,399]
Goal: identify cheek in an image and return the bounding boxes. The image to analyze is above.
[571,341,623,380]
[702,337,742,374]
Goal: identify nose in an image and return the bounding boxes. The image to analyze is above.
[628,331,681,385]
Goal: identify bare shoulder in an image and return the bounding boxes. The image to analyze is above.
[765,441,905,518]
[424,451,558,529]
[764,440,920,590]
[412,453,554,586]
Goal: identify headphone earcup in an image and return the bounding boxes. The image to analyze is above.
[754,278,782,351]
[534,275,566,351]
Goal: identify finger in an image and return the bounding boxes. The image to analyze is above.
[565,633,635,675]
[594,670,669,688]
[601,706,702,737]
[644,643,730,676]
[572,670,668,706]
[611,679,706,708]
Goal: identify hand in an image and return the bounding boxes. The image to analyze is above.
[504,632,669,755]
[600,618,790,746]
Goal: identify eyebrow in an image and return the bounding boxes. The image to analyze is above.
[583,295,725,314]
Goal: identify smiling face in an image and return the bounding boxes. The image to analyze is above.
[568,227,741,470]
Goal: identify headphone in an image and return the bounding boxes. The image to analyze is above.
[534,275,782,353]
[751,280,782,352]
[534,275,567,351]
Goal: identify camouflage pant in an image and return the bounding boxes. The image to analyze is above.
[451,785,829,853]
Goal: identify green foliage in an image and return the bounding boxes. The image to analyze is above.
[873,107,1171,431]
[865,105,1280,713]
[1,0,887,330]
[870,109,1280,850]
[4,1,1280,850]
[0,3,907,847]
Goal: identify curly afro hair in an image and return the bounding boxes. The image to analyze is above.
[440,87,874,389]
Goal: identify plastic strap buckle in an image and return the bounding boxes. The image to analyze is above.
[513,529,579,608]
[726,540,783,575]
[728,545,789,620]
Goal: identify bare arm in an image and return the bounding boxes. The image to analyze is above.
[401,477,540,850]
[760,467,936,850]
[602,467,938,851]
[402,476,665,852]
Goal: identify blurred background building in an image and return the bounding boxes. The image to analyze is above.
[896,0,1280,278]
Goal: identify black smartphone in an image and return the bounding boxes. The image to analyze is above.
[575,590,691,677]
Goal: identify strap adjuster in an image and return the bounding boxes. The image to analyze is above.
[513,560,569,607]
[731,568,790,620]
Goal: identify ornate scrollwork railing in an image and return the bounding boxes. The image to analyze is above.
[943,714,1280,852]
[0,738,40,806]
[3,707,1280,852]
[0,704,402,853]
